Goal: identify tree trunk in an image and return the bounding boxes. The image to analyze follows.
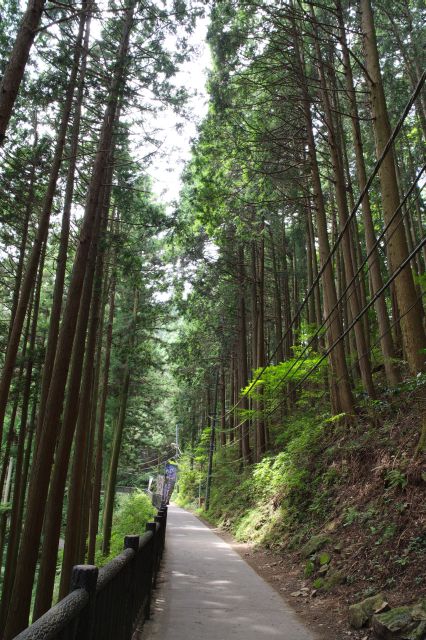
[268,226,285,362]
[256,232,266,458]
[220,365,226,446]
[306,197,323,349]
[0,2,88,451]
[281,220,292,359]
[292,15,354,414]
[36,8,91,439]
[0,290,34,569]
[33,160,111,616]
[8,121,38,336]
[3,4,136,635]
[101,289,138,556]
[313,20,375,397]
[87,272,116,563]
[0,0,45,144]
[238,245,251,464]
[0,240,45,627]
[59,178,111,598]
[228,353,235,444]
[79,272,110,564]
[360,0,426,374]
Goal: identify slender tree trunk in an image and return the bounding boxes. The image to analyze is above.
[0,291,34,566]
[281,220,292,359]
[3,4,135,635]
[0,0,45,144]
[33,161,111,617]
[14,387,38,561]
[268,226,285,362]
[405,142,426,266]
[0,458,13,579]
[36,8,91,438]
[340,126,370,351]
[238,245,251,464]
[250,241,258,372]
[307,197,323,348]
[381,5,426,141]
[228,353,235,444]
[256,233,266,458]
[360,0,426,374]
[0,241,45,627]
[337,0,400,385]
[87,273,116,563]
[220,365,226,446]
[313,21,375,397]
[8,121,38,336]
[101,366,131,555]
[0,3,88,451]
[59,181,111,598]
[292,15,354,414]
[101,290,138,556]
[80,273,109,564]
[205,371,219,511]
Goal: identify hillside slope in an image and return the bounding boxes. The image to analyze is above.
[177,379,426,637]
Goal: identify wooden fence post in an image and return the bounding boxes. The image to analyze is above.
[145,522,157,615]
[154,514,163,559]
[155,509,166,556]
[71,565,98,640]
[124,535,139,640]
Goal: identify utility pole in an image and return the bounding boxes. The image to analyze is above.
[205,370,219,511]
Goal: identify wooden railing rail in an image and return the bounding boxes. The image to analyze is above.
[14,506,168,640]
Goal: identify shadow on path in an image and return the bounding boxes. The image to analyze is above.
[139,505,318,640]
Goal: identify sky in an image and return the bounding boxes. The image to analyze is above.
[83,2,211,209]
[143,17,211,207]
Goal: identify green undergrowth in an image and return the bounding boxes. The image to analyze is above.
[95,490,156,566]
[176,379,426,556]
[177,406,335,545]
[48,491,155,608]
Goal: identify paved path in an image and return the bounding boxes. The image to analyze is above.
[141,505,317,640]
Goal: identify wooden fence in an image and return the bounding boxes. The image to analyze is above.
[14,506,167,640]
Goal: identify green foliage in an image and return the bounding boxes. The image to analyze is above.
[384,469,408,491]
[304,560,315,577]
[97,491,156,565]
[319,552,331,566]
[0,503,11,515]
[177,407,332,545]
[241,355,326,418]
[174,453,204,509]
[343,507,361,526]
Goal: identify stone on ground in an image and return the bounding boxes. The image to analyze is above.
[372,600,426,640]
[349,593,389,629]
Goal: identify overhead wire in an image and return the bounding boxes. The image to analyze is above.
[264,172,425,400]
[215,70,426,425]
[137,449,176,472]
[219,168,424,438]
[212,284,426,466]
[226,235,425,440]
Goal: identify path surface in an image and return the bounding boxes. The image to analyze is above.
[141,505,317,640]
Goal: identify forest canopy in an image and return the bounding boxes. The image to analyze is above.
[0,0,424,636]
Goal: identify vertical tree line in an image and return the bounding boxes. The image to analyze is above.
[0,0,195,635]
[171,0,425,470]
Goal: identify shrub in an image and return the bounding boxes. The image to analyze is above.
[97,490,156,565]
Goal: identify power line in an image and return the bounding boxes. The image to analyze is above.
[220,168,424,436]
[214,285,426,462]
[216,70,426,424]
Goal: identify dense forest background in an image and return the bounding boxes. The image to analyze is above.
[0,0,424,636]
